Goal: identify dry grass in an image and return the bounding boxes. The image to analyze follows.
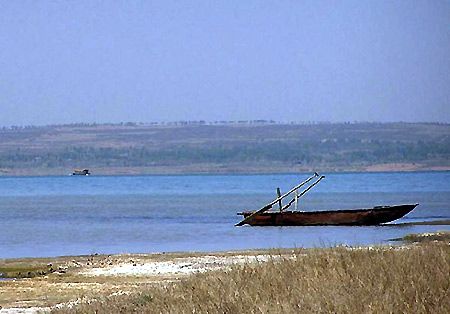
[0,276,161,309]
[391,231,450,243]
[52,242,450,314]
[402,231,450,243]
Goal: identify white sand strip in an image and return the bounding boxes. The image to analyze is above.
[81,255,272,277]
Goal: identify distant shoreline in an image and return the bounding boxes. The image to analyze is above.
[1,164,449,177]
[1,123,449,178]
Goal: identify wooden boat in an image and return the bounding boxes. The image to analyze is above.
[72,169,90,176]
[235,173,418,226]
[237,204,419,226]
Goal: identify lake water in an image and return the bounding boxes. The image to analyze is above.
[0,172,449,258]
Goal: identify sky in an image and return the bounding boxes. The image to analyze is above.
[0,1,449,126]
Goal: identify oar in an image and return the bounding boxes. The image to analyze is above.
[235,172,319,226]
[281,175,325,211]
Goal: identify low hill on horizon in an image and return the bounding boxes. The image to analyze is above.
[0,122,449,175]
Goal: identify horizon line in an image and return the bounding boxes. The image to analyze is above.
[1,120,450,129]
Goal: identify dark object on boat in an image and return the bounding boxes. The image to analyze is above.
[235,173,418,226]
[72,169,90,176]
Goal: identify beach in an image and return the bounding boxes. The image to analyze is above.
[1,234,449,313]
[0,249,285,312]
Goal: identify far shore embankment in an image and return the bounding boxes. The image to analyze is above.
[1,163,449,177]
[1,122,449,178]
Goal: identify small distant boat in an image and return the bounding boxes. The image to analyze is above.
[72,169,90,176]
[236,173,418,226]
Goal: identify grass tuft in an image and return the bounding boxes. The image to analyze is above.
[132,294,153,306]
[391,231,450,243]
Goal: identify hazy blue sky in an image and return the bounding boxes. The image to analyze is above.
[1,1,449,126]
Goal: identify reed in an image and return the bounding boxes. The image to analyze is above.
[52,242,450,313]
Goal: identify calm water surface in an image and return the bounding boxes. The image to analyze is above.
[0,172,449,258]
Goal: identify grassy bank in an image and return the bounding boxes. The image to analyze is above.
[52,242,450,314]
[391,230,450,242]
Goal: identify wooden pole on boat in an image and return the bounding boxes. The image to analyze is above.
[281,175,325,211]
[277,188,282,211]
[298,175,325,198]
[235,173,319,226]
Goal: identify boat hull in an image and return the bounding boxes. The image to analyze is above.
[237,204,418,226]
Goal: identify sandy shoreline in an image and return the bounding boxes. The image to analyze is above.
[0,250,286,313]
[80,254,271,277]
[1,232,449,313]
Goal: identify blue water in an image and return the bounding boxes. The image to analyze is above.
[0,172,449,258]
